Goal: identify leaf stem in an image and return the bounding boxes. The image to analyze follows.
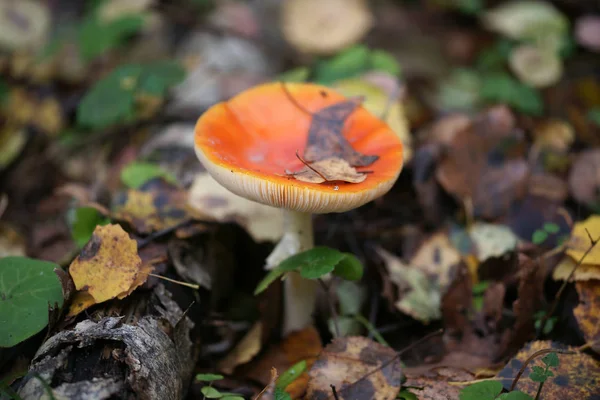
[509,348,574,391]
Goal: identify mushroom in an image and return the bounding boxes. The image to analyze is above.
[194,82,404,334]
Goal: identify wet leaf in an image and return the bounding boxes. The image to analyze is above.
[573,280,600,354]
[188,172,283,242]
[121,161,178,189]
[497,341,600,398]
[290,157,367,184]
[68,224,145,303]
[306,336,402,400]
[0,257,64,347]
[459,380,502,400]
[377,247,442,323]
[68,207,110,248]
[566,215,600,266]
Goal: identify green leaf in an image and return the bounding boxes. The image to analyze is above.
[333,253,364,281]
[336,281,367,316]
[274,387,292,400]
[314,45,371,84]
[473,296,484,312]
[220,396,244,400]
[68,207,110,248]
[77,65,142,129]
[201,386,223,398]
[287,247,345,280]
[542,352,559,368]
[278,67,310,83]
[276,360,307,389]
[459,380,503,400]
[138,61,186,96]
[398,389,419,400]
[196,374,224,382]
[254,261,300,295]
[472,280,490,296]
[476,39,514,71]
[0,257,64,347]
[587,108,600,127]
[529,366,547,383]
[543,222,560,234]
[370,50,401,76]
[120,161,178,189]
[480,73,543,115]
[498,391,534,400]
[79,15,145,61]
[531,229,548,244]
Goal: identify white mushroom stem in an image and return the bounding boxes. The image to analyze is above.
[265,210,317,335]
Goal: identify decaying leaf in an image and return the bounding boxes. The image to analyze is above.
[377,246,442,323]
[497,341,600,399]
[404,367,471,400]
[187,172,283,242]
[568,149,600,209]
[411,232,460,292]
[68,224,148,304]
[289,157,367,184]
[566,215,600,266]
[112,178,203,235]
[306,336,402,400]
[217,321,263,374]
[469,223,518,262]
[552,256,600,281]
[241,326,322,399]
[302,99,378,167]
[573,280,600,354]
[281,0,373,55]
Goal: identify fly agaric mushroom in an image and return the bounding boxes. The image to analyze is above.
[194,82,404,334]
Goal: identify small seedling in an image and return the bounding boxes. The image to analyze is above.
[195,374,243,400]
[532,222,560,245]
[533,311,558,335]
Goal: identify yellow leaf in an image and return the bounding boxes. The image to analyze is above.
[68,224,142,303]
[67,291,97,317]
[574,280,600,354]
[552,256,600,281]
[566,215,600,266]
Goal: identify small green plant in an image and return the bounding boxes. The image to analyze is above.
[533,311,558,335]
[195,374,244,400]
[459,351,561,400]
[472,280,490,312]
[531,222,560,245]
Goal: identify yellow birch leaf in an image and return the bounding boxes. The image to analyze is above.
[566,215,600,266]
[67,291,97,317]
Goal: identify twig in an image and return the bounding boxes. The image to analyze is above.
[510,348,575,391]
[537,229,599,337]
[318,278,340,338]
[534,381,546,400]
[149,273,200,290]
[294,150,328,181]
[330,385,340,400]
[280,81,314,117]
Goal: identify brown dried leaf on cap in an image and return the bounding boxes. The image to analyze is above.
[496,340,600,398]
[573,280,600,354]
[289,157,367,184]
[306,336,402,400]
[281,0,373,55]
[569,149,600,209]
[187,172,284,242]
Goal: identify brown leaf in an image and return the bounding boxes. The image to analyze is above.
[240,326,322,399]
[217,321,263,374]
[289,157,367,184]
[306,336,402,400]
[404,367,472,400]
[497,340,600,399]
[574,280,600,354]
[302,99,379,167]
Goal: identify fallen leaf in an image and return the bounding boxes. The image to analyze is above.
[333,78,412,162]
[404,368,470,400]
[469,223,518,262]
[552,256,600,281]
[566,215,600,266]
[575,15,600,53]
[306,336,402,400]
[377,246,442,323]
[218,321,263,374]
[301,98,378,167]
[497,341,600,399]
[241,326,322,399]
[68,224,143,303]
[67,291,97,317]
[112,178,201,235]
[281,0,373,55]
[508,45,563,88]
[532,119,574,152]
[568,149,600,209]
[289,157,367,184]
[187,172,283,242]
[410,232,460,292]
[573,280,600,354]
